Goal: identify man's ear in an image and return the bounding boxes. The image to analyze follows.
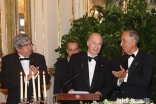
[15,47,20,53]
[132,39,136,45]
[66,48,68,53]
[87,41,89,47]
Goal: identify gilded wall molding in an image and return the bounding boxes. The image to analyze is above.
[4,0,32,54]
[0,0,1,34]
[0,0,2,57]
[42,0,45,56]
[72,0,74,22]
[5,0,16,54]
[24,0,32,38]
[57,0,61,48]
[33,0,37,52]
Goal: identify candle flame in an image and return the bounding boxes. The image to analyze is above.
[43,71,45,74]
[20,72,22,75]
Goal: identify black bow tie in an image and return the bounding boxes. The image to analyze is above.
[19,58,30,61]
[88,56,98,62]
[126,54,135,58]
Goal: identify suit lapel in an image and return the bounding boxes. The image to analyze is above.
[15,53,26,75]
[128,50,145,73]
[90,55,103,88]
[82,53,90,88]
[121,55,129,70]
[29,53,34,66]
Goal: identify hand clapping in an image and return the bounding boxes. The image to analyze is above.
[112,65,128,79]
[27,65,39,81]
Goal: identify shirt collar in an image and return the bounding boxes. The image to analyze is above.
[130,48,139,57]
[18,53,29,58]
[67,57,70,62]
[87,52,97,58]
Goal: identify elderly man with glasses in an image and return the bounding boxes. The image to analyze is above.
[1,34,51,104]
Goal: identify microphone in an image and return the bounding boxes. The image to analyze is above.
[61,63,83,93]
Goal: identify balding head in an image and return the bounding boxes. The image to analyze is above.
[87,33,103,57]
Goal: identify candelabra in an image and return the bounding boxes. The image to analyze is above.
[19,97,48,104]
[19,98,29,104]
[31,97,48,104]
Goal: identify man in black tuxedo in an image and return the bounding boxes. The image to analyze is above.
[1,34,51,104]
[61,33,113,100]
[53,41,79,94]
[112,30,153,99]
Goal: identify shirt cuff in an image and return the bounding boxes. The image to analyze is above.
[117,73,129,86]
[124,73,129,82]
[117,79,123,86]
[34,73,39,79]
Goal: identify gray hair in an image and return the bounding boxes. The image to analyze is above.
[14,34,32,48]
[126,30,139,44]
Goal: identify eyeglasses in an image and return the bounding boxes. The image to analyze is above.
[21,43,34,48]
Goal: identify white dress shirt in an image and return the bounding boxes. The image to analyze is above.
[19,54,30,85]
[88,52,97,86]
[117,49,139,86]
[19,54,30,76]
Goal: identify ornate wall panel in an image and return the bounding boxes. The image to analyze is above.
[0,0,32,55]
[5,0,16,54]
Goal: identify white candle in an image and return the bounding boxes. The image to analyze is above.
[20,72,23,99]
[24,75,27,98]
[32,72,36,99]
[38,71,41,98]
[43,71,46,97]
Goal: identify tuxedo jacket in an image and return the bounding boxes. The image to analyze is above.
[53,57,68,94]
[111,50,153,99]
[61,52,113,99]
[1,52,51,104]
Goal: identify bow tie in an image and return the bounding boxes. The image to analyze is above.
[88,56,98,62]
[19,58,30,61]
[126,54,135,58]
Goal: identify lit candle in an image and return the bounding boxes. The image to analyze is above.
[38,71,41,98]
[32,72,36,99]
[24,75,27,99]
[20,72,23,99]
[43,71,46,97]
